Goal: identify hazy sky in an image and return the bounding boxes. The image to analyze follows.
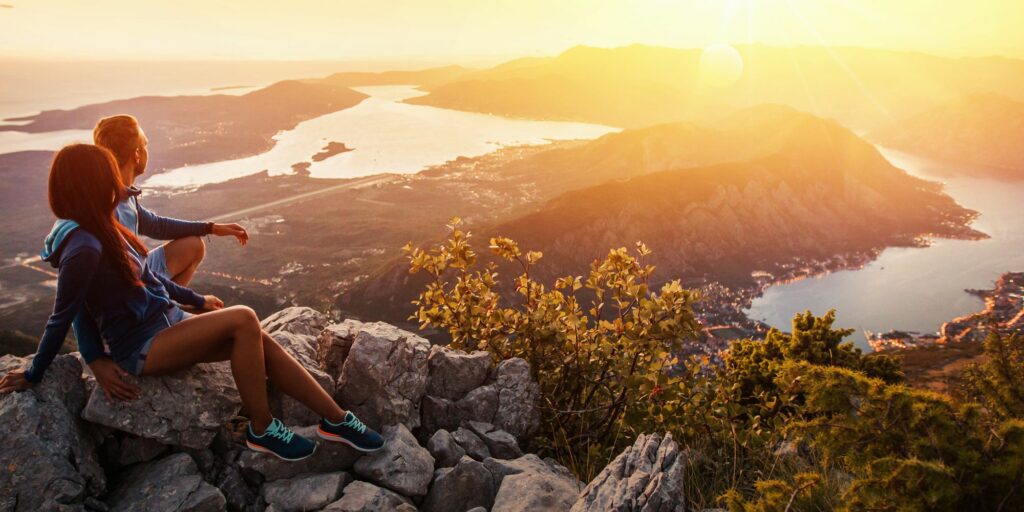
[1,0,1022,62]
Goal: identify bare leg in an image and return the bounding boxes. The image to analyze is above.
[160,236,206,286]
[262,332,346,423]
[142,305,272,433]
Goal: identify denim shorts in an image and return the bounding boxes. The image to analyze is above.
[123,306,192,376]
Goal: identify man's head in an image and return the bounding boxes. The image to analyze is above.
[93,114,148,181]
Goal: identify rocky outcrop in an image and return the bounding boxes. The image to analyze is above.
[105,452,225,512]
[2,309,553,512]
[0,354,105,511]
[335,322,430,430]
[571,433,687,512]
[353,424,435,498]
[82,361,242,449]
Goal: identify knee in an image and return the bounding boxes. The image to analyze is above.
[184,236,206,265]
[227,305,260,334]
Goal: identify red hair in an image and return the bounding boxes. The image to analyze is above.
[48,144,148,286]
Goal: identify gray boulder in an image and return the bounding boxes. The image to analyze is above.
[238,425,360,482]
[0,354,106,511]
[267,330,336,425]
[421,455,495,512]
[353,423,435,498]
[486,454,582,512]
[323,480,416,512]
[261,306,328,337]
[571,433,686,512]
[452,427,491,461]
[102,434,169,469]
[105,453,225,512]
[217,466,258,512]
[421,358,540,441]
[426,429,466,468]
[335,322,429,430]
[426,345,491,400]
[317,320,362,378]
[466,421,523,459]
[262,471,351,512]
[82,361,241,449]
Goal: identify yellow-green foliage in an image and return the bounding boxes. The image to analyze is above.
[964,332,1024,420]
[406,219,701,477]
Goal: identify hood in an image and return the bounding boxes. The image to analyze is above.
[41,219,81,266]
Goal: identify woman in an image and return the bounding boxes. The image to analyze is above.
[0,144,383,460]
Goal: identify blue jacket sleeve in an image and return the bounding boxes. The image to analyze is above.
[25,242,101,383]
[136,202,210,240]
[155,272,206,309]
[73,312,107,364]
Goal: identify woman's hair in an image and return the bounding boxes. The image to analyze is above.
[48,144,148,286]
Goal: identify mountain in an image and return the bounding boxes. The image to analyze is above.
[871,93,1024,179]
[315,65,470,87]
[341,107,981,322]
[406,44,1024,131]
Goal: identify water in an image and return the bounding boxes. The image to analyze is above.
[745,147,1024,349]
[144,85,620,188]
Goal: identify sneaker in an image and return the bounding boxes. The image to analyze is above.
[317,411,385,452]
[246,418,316,461]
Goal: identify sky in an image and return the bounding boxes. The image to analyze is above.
[1,0,1022,62]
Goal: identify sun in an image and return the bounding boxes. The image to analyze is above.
[699,43,744,88]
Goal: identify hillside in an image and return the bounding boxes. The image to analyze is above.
[342,107,982,322]
[871,93,1024,179]
[406,44,1024,130]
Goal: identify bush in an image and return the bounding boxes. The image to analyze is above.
[406,219,701,477]
[963,331,1024,420]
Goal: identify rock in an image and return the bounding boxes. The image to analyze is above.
[317,320,362,378]
[105,453,225,512]
[486,455,582,512]
[466,421,523,459]
[452,427,491,461]
[335,322,429,430]
[262,472,351,512]
[466,508,487,512]
[491,358,542,439]
[426,345,492,400]
[82,361,241,449]
[102,434,169,469]
[0,354,106,511]
[427,429,466,468]
[261,306,328,337]
[353,424,434,498]
[420,358,540,441]
[217,466,258,512]
[571,433,686,512]
[267,331,336,425]
[238,425,360,482]
[421,456,495,512]
[323,481,416,512]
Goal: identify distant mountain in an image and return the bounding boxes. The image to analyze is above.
[871,93,1024,179]
[406,44,1024,131]
[315,65,470,87]
[342,107,981,322]
[0,80,368,172]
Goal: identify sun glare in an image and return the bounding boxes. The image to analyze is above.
[699,43,744,87]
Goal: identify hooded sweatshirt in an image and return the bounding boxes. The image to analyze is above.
[25,220,206,383]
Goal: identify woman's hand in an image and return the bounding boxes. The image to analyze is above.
[212,223,249,246]
[0,370,33,394]
[203,295,224,311]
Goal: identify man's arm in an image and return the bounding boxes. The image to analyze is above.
[136,203,211,241]
[72,312,107,364]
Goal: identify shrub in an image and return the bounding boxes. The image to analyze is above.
[963,331,1024,420]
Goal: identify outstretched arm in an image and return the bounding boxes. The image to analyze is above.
[136,203,211,241]
[154,271,207,310]
[73,312,107,364]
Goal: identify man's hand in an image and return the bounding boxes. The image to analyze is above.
[89,357,140,401]
[203,295,225,311]
[212,223,249,246]
[0,370,33,394]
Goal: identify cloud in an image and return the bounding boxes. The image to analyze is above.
[0,4,14,8]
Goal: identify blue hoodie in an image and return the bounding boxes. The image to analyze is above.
[25,219,206,383]
[70,187,212,365]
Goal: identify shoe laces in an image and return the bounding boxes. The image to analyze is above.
[265,419,295,443]
[341,412,367,434]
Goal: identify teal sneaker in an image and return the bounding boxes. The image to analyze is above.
[246,418,316,461]
[317,411,385,452]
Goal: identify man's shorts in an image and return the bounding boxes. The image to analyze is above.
[147,244,170,279]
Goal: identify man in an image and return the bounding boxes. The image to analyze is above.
[81,114,250,400]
